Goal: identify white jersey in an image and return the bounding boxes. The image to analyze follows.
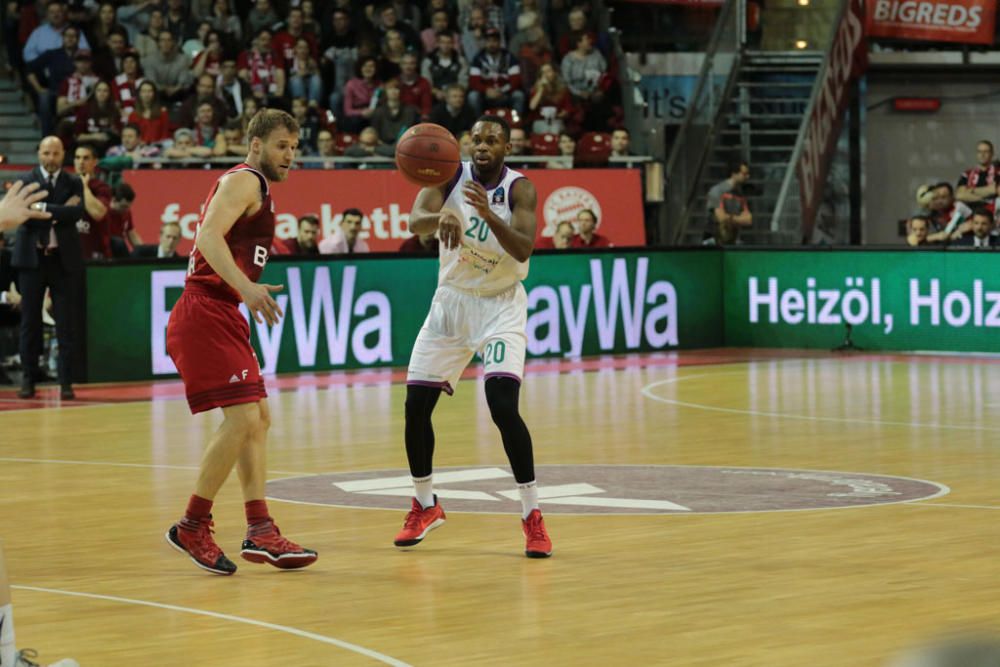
[437,161,529,295]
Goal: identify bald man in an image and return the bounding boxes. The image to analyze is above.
[12,136,84,400]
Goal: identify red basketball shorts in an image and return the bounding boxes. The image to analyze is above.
[166,290,266,414]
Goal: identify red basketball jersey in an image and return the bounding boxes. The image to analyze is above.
[185,164,275,303]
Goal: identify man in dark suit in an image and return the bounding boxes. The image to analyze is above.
[13,136,85,399]
[1,181,55,385]
[130,222,182,259]
[952,209,997,249]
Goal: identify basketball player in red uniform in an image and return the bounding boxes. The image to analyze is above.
[164,109,318,575]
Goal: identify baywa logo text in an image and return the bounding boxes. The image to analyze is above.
[749,276,1000,333]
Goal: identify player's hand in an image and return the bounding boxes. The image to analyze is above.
[463,182,491,217]
[66,194,81,206]
[438,211,463,250]
[241,283,284,326]
[0,180,51,231]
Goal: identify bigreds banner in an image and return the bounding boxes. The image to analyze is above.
[124,168,646,254]
[866,0,997,44]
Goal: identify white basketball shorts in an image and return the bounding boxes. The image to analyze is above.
[407,283,528,395]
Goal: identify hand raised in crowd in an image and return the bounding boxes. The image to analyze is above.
[437,210,463,250]
[239,282,285,326]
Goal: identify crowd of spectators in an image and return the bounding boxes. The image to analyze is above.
[904,139,1000,250]
[0,0,631,263]
[268,203,610,257]
[7,0,627,173]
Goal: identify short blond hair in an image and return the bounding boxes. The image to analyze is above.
[247,108,300,142]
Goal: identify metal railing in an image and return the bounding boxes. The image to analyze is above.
[663,0,746,245]
[129,155,652,169]
[769,0,848,241]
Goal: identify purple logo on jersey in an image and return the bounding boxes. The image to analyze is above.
[491,186,505,206]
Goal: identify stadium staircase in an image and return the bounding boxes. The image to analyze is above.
[0,71,39,174]
[683,51,820,245]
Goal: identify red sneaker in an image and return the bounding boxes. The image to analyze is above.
[522,509,552,558]
[393,496,446,547]
[240,520,318,569]
[165,518,237,575]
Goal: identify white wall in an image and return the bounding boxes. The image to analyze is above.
[864,76,1000,245]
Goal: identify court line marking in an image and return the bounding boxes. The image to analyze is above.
[0,456,964,514]
[11,584,412,667]
[0,457,312,478]
[264,464,951,516]
[902,502,1000,510]
[641,371,1000,433]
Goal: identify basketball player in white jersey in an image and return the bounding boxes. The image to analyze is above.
[393,115,553,558]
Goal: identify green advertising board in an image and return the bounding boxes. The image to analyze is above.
[86,251,723,382]
[724,250,1000,352]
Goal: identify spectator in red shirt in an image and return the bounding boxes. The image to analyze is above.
[468,26,524,115]
[528,62,574,135]
[398,52,433,119]
[112,51,144,122]
[282,215,321,255]
[399,230,440,255]
[74,80,122,153]
[105,181,142,258]
[535,220,574,249]
[73,142,113,260]
[956,139,1000,208]
[56,49,99,130]
[237,27,286,105]
[127,79,171,144]
[570,209,611,249]
[191,29,225,79]
[272,7,318,64]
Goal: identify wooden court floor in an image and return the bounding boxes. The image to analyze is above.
[1,349,999,666]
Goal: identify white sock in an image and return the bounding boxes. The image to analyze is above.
[0,603,16,667]
[413,475,434,510]
[518,481,539,519]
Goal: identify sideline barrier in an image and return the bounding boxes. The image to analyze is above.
[87,250,720,382]
[723,250,1000,353]
[86,248,1000,383]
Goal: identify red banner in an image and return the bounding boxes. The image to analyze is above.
[123,168,645,255]
[866,0,997,44]
[797,0,867,243]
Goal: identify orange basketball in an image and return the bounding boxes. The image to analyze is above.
[395,123,461,187]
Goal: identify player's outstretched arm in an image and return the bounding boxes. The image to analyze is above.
[408,184,447,235]
[465,177,537,262]
[196,170,284,325]
[409,184,463,250]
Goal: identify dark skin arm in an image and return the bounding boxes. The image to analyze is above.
[409,182,463,250]
[463,178,537,262]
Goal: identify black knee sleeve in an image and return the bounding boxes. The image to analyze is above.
[485,377,535,483]
[404,384,441,478]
